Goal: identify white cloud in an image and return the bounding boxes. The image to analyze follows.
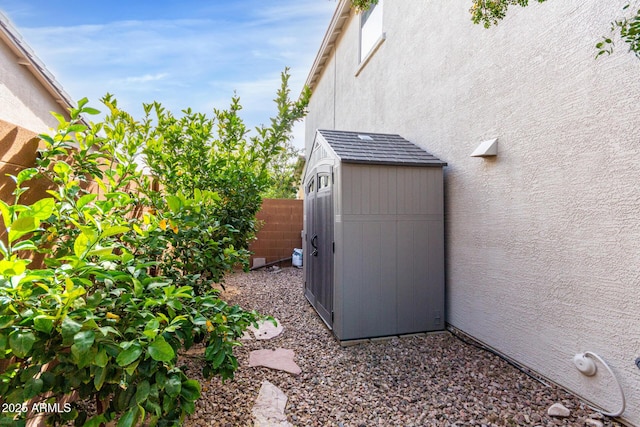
[117,73,170,85]
[8,0,337,148]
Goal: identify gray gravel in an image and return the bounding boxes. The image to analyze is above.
[183,267,624,427]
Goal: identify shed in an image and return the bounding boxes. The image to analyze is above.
[303,129,447,342]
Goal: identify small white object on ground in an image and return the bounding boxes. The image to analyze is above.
[584,418,604,427]
[252,380,293,427]
[547,402,571,417]
[249,348,301,375]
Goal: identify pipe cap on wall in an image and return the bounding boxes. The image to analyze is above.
[471,138,498,157]
[573,353,597,376]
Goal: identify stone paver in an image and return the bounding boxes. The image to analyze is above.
[252,380,292,427]
[249,318,284,340]
[248,348,301,375]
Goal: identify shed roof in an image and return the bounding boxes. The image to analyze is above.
[317,129,447,167]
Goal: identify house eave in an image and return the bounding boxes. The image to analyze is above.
[0,11,75,114]
[303,0,352,93]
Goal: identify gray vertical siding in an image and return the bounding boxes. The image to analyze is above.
[335,163,445,340]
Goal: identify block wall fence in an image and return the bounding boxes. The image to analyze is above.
[249,198,303,268]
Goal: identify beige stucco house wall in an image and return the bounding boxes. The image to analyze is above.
[304,0,640,424]
[0,11,73,205]
[0,11,73,134]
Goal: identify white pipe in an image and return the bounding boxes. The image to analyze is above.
[583,351,626,418]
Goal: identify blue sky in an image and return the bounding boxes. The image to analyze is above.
[0,1,337,147]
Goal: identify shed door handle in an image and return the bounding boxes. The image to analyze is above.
[311,235,318,256]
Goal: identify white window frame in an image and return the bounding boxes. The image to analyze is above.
[358,0,385,72]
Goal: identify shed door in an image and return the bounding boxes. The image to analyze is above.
[304,167,334,328]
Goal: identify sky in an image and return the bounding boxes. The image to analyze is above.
[0,1,338,148]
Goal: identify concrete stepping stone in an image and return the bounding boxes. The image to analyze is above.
[249,318,284,340]
[240,318,284,341]
[252,380,292,427]
[248,348,301,375]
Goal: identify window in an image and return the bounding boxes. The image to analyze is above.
[318,174,330,190]
[307,179,315,194]
[359,0,384,63]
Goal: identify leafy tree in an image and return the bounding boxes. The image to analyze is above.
[0,66,303,424]
[596,4,640,58]
[350,0,640,58]
[262,147,305,199]
[142,69,310,293]
[468,0,547,28]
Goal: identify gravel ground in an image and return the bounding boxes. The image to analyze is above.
[183,267,624,427]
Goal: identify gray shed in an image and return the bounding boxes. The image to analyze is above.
[303,129,447,342]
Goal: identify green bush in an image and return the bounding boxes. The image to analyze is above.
[142,68,310,293]
[0,70,306,425]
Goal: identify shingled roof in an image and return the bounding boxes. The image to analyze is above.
[317,129,446,167]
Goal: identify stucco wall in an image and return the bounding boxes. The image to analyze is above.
[305,0,640,423]
[0,38,64,134]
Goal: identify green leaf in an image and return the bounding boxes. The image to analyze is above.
[83,415,107,427]
[82,107,101,115]
[33,316,54,334]
[0,199,11,228]
[135,380,150,404]
[51,112,67,125]
[45,189,62,201]
[116,342,143,366]
[0,259,28,276]
[164,375,181,397]
[61,317,83,345]
[0,316,14,329]
[23,377,43,400]
[147,336,174,362]
[180,379,201,401]
[30,198,55,220]
[11,240,37,252]
[9,330,36,358]
[67,124,87,133]
[166,195,182,213]
[74,346,97,369]
[100,226,130,239]
[77,193,98,210]
[86,292,103,308]
[124,359,140,376]
[117,406,139,427]
[73,233,92,258]
[72,330,95,355]
[94,366,107,391]
[94,347,109,367]
[211,348,226,368]
[87,246,114,257]
[53,161,72,176]
[40,372,55,389]
[9,216,39,242]
[16,168,39,186]
[182,399,196,415]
